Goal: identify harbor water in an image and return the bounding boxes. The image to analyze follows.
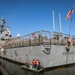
[0,58,75,75]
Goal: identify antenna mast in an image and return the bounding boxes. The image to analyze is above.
[59,12,62,33]
[52,10,55,32]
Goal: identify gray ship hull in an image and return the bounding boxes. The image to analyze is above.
[0,44,75,68]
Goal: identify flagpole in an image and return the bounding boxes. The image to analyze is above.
[69,4,74,36]
[73,4,74,14]
[69,17,72,36]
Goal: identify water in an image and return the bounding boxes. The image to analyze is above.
[0,58,75,75]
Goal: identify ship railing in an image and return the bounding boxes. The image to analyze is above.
[2,31,74,49]
[40,30,51,45]
[72,41,75,46]
[29,31,40,45]
[50,32,70,45]
[11,30,51,47]
[71,35,75,46]
[72,39,75,46]
[50,38,68,45]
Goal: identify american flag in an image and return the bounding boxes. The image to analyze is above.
[65,8,73,20]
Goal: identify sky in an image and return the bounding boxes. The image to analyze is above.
[0,0,75,37]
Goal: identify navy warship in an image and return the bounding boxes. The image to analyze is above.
[0,16,75,71]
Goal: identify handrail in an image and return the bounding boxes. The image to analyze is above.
[2,30,75,49]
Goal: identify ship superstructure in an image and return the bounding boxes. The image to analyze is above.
[0,18,12,47]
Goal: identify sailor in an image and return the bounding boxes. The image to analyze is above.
[38,60,41,70]
[65,37,72,52]
[25,62,29,68]
[32,59,36,69]
[65,44,70,52]
[36,59,39,70]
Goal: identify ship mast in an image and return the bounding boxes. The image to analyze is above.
[59,12,62,34]
[0,18,6,33]
[52,10,55,32]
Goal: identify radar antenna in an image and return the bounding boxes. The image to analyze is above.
[0,17,6,33]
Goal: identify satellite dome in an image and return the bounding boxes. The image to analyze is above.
[17,34,20,37]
